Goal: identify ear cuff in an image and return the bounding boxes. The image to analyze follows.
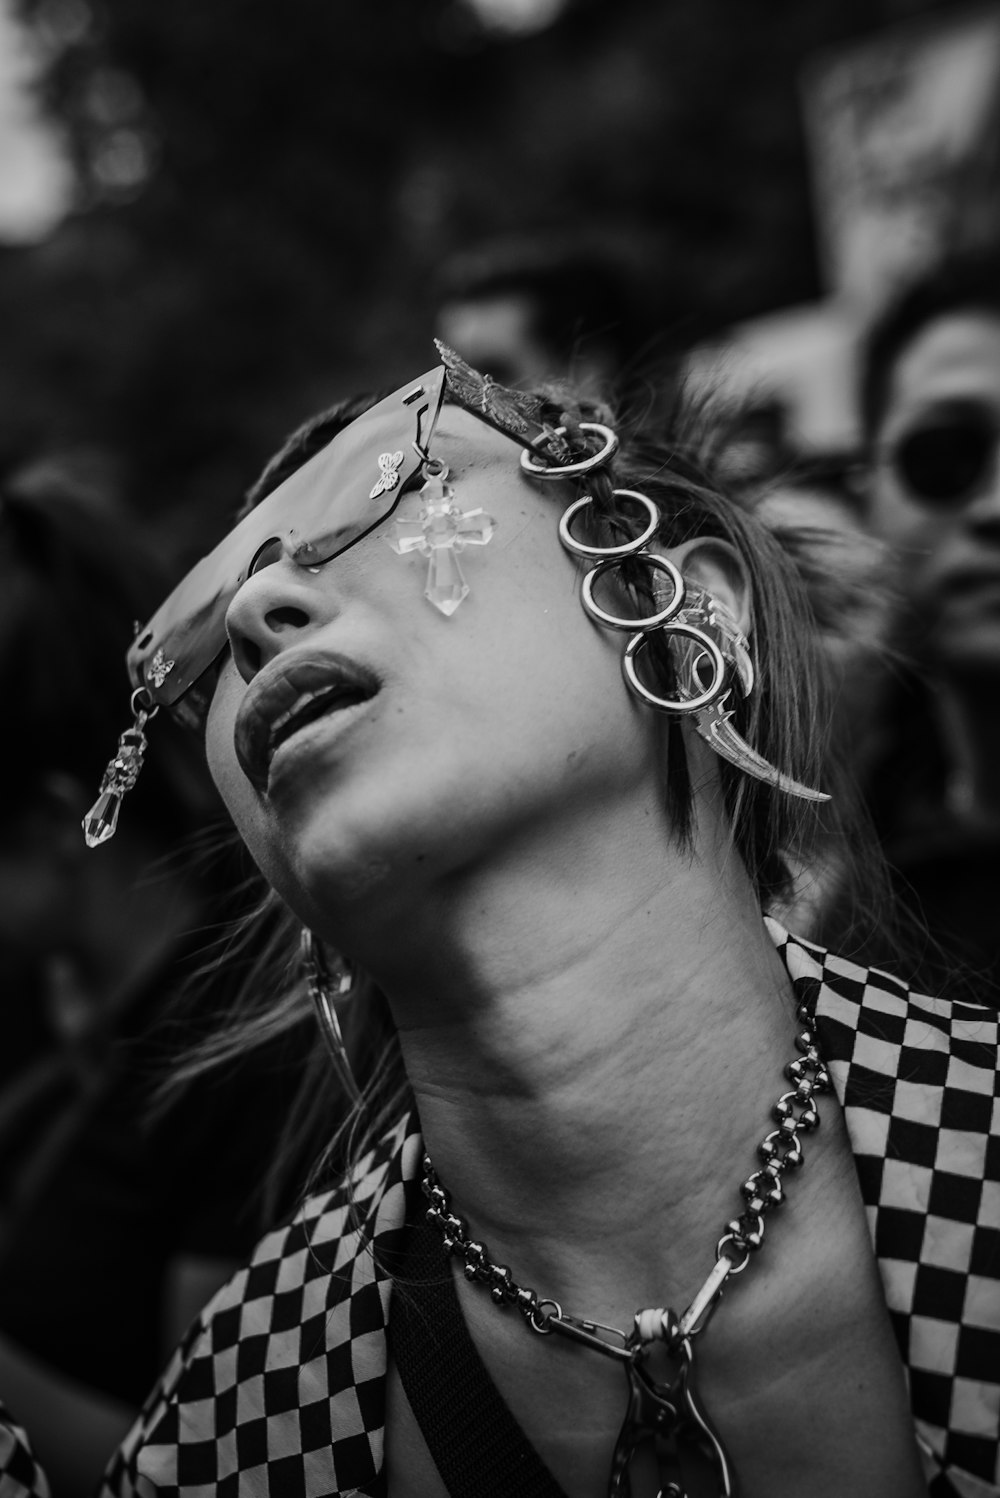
[556,489,830,804]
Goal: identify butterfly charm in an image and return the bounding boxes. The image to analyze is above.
[147,647,175,689]
[370,450,404,500]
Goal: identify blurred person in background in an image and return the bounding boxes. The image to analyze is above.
[0,461,334,1495]
[434,234,645,402]
[857,245,1000,993]
[710,395,795,497]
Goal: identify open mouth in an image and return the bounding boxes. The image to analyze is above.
[234,651,380,790]
[268,683,374,757]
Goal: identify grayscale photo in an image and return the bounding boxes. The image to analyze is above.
[0,2,997,1494]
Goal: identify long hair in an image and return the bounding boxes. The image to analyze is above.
[165,376,890,1215]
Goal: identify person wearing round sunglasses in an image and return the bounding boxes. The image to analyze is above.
[4,345,997,1497]
[860,246,1000,994]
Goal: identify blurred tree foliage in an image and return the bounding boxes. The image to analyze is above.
[2,0,952,554]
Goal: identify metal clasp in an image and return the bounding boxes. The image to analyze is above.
[678,1254,736,1340]
[529,1301,632,1363]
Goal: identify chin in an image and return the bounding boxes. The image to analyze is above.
[280,805,449,921]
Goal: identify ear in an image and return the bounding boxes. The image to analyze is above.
[661,537,752,636]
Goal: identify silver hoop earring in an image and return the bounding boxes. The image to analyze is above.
[582,554,685,632]
[301,930,362,1103]
[520,423,619,479]
[623,621,727,711]
[559,490,660,559]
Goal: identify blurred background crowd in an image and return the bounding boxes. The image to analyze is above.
[2,0,1000,1490]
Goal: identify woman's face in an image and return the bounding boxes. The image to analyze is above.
[205,407,656,933]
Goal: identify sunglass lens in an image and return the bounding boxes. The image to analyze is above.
[894,421,995,503]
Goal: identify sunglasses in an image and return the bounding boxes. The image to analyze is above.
[127,367,448,729]
[887,409,999,505]
[126,345,601,731]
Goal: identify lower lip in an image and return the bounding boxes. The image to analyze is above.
[263,697,374,796]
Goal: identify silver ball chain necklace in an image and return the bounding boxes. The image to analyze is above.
[420,1000,830,1498]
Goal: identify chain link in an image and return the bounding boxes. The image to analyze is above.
[422,1001,829,1351]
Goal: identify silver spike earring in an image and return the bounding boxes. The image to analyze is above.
[301,930,362,1103]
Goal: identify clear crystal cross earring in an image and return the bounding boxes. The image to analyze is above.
[386,461,495,616]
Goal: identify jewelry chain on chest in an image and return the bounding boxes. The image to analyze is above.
[421,1000,830,1497]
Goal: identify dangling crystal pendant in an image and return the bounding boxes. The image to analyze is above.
[82,690,158,848]
[425,545,470,616]
[82,791,124,848]
[386,462,495,616]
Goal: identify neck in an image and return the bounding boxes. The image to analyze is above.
[348,787,804,1317]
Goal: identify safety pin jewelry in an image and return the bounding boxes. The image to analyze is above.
[370,449,404,499]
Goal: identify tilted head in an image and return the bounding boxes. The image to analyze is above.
[86,345,830,923]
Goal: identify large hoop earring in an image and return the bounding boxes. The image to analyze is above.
[623,622,727,711]
[581,554,685,632]
[559,491,660,558]
[301,930,362,1103]
[520,423,619,479]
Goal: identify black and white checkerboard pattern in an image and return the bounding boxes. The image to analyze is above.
[87,924,997,1497]
[99,1114,420,1497]
[0,1400,50,1498]
[772,920,1000,1496]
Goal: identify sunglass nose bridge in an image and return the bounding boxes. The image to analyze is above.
[285,534,328,568]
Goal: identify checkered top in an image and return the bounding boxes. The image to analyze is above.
[79,924,999,1497]
[771,921,1000,1497]
[0,1400,50,1498]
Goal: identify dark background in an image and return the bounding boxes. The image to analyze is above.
[1,0,962,558]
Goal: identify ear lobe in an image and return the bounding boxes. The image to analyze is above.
[662,537,752,636]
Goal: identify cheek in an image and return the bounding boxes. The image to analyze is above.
[204,666,249,819]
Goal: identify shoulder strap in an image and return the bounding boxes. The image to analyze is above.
[388,1214,570,1498]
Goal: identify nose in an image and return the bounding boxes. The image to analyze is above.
[225,551,334,684]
